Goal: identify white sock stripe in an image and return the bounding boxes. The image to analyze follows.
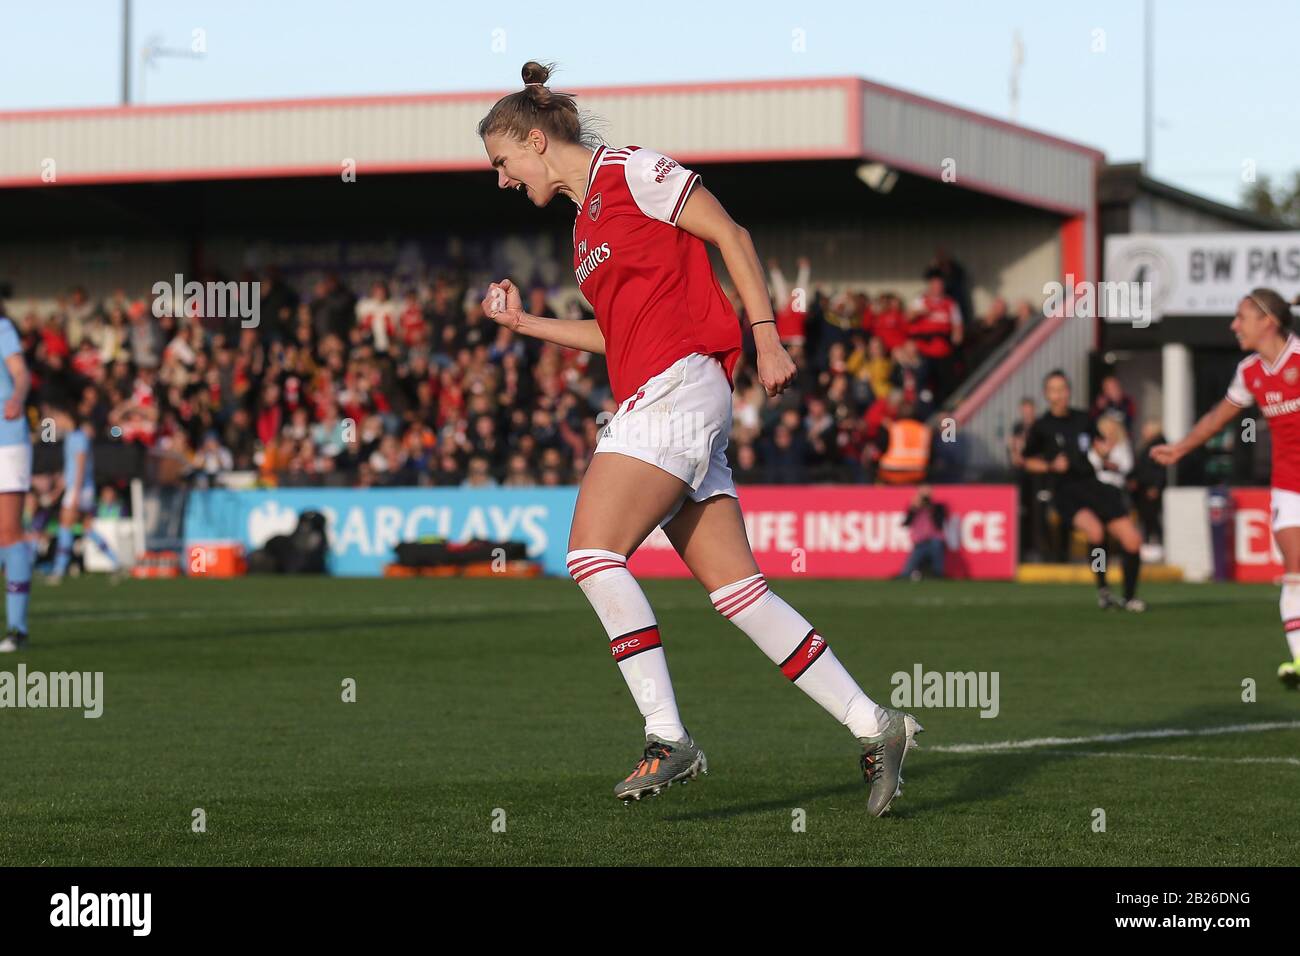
[565,550,628,580]
[710,574,767,613]
[570,564,626,585]
[1284,573,1300,584]
[715,582,770,619]
[707,573,763,603]
[567,555,626,574]
[712,577,766,609]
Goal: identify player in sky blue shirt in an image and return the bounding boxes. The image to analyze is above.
[49,403,120,581]
[0,315,33,652]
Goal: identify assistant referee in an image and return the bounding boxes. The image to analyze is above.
[1022,369,1145,611]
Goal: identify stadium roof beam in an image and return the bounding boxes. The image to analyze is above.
[1,77,1100,222]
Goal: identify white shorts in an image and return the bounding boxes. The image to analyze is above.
[594,353,737,526]
[1271,488,1300,532]
[0,443,31,494]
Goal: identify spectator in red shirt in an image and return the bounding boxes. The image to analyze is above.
[908,270,964,403]
[255,382,284,446]
[768,256,811,345]
[867,293,910,353]
[71,339,102,380]
[908,272,963,358]
[398,290,428,349]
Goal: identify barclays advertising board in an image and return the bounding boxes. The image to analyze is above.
[183,487,579,577]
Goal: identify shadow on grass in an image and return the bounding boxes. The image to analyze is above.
[656,701,1300,822]
[909,701,1300,813]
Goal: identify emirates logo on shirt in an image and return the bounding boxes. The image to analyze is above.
[588,192,602,221]
[574,241,612,284]
[578,239,587,258]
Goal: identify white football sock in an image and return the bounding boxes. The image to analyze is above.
[567,549,687,742]
[1281,574,1300,661]
[710,573,886,738]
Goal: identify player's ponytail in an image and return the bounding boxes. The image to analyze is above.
[476,61,602,149]
[1246,287,1297,332]
[520,60,559,109]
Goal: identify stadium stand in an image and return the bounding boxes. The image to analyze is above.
[3,256,1020,490]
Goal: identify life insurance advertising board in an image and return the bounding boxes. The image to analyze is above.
[1104,231,1300,320]
[629,485,1018,580]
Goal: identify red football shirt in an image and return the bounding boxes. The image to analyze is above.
[868,306,909,352]
[908,294,962,359]
[1227,334,1300,493]
[572,145,742,403]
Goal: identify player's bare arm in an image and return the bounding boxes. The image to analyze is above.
[480,278,605,354]
[3,354,27,420]
[1150,398,1240,466]
[676,187,795,397]
[72,452,87,496]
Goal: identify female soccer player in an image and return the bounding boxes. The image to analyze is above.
[1150,288,1300,687]
[0,312,32,653]
[476,62,921,815]
[46,403,120,584]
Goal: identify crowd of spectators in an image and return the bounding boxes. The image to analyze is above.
[4,249,1040,489]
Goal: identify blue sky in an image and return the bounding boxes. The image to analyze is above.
[2,0,1294,208]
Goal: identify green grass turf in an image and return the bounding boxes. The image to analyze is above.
[0,576,1296,866]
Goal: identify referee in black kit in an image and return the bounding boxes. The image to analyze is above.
[1022,369,1146,611]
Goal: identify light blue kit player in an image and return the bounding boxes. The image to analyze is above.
[0,315,32,653]
[48,403,119,583]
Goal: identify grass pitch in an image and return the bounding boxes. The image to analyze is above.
[1,576,1295,866]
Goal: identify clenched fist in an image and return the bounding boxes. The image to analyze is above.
[757,344,797,397]
[481,279,524,331]
[1148,443,1183,466]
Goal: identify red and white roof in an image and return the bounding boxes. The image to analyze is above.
[0,76,1101,215]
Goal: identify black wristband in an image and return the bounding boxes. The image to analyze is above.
[750,320,776,328]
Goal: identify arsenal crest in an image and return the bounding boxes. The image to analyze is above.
[1286,367,1299,385]
[588,192,602,221]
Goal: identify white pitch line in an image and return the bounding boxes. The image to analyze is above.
[1030,749,1300,767]
[930,720,1300,754]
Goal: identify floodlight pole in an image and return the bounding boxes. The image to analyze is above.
[1144,0,1154,173]
[121,0,132,105]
